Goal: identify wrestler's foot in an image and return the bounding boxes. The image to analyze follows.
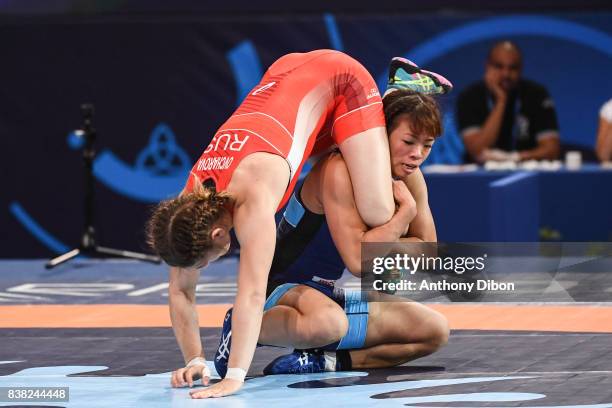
[263,349,327,375]
[387,57,453,95]
[214,308,233,378]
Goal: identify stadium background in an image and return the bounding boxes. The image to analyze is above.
[1,0,611,257]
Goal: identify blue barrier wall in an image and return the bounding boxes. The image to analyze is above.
[489,173,540,242]
[2,10,611,256]
[425,167,612,242]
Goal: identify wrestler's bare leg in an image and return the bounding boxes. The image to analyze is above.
[259,285,348,349]
[338,127,395,227]
[260,285,448,369]
[349,298,449,369]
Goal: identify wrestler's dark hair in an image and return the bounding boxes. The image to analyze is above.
[382,89,443,138]
[145,179,233,268]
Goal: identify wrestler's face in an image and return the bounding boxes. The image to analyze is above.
[389,116,434,178]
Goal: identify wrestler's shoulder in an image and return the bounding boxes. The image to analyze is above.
[229,153,290,196]
[319,152,352,188]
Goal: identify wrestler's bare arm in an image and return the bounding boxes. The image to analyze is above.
[321,155,415,275]
[225,153,289,373]
[168,266,203,364]
[188,153,288,398]
[226,197,276,372]
[402,168,437,242]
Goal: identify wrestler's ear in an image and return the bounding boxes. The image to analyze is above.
[210,227,227,242]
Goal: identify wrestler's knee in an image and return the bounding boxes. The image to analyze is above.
[306,306,348,345]
[358,201,394,227]
[425,311,450,352]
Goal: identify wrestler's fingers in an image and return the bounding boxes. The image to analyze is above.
[171,368,186,388]
[185,367,196,388]
[190,389,210,399]
[201,367,210,386]
[190,383,222,399]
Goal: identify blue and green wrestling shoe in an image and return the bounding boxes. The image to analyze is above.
[263,349,328,375]
[386,57,453,95]
[214,308,233,378]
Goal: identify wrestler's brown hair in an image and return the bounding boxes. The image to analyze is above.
[145,180,233,268]
[382,89,443,138]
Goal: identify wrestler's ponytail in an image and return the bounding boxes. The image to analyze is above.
[146,176,233,268]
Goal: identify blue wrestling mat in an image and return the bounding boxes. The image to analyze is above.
[1,259,612,407]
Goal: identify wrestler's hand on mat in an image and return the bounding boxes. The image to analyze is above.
[189,378,243,399]
[171,364,210,388]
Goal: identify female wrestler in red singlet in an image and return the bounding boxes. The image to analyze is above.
[146,50,449,398]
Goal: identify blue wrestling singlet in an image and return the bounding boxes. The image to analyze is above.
[267,184,346,294]
[265,183,369,350]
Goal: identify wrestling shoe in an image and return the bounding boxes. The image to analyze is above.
[263,349,327,375]
[387,57,453,95]
[214,307,233,378]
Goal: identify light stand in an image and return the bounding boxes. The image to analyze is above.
[46,104,161,269]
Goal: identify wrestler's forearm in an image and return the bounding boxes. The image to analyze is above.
[226,256,270,373]
[226,291,265,372]
[338,206,415,274]
[362,205,413,243]
[169,289,203,364]
[227,202,276,374]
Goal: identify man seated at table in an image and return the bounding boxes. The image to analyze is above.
[456,40,560,163]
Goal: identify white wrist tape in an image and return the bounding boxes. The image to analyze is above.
[186,357,211,378]
[186,357,206,368]
[225,367,247,382]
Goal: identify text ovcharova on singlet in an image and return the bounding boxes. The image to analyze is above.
[196,156,234,171]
